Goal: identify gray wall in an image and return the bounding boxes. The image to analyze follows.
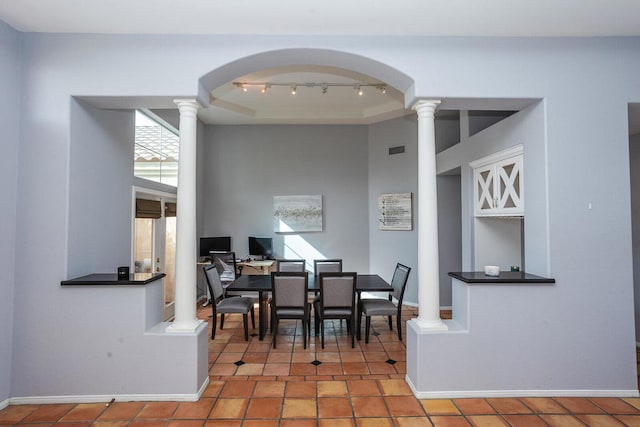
[0,19,19,404]
[630,133,640,343]
[436,175,462,307]
[3,30,640,398]
[202,125,370,272]
[368,116,420,301]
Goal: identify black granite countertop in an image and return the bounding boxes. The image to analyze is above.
[448,271,555,284]
[61,273,166,286]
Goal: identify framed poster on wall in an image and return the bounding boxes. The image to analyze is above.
[274,195,323,232]
[378,193,412,231]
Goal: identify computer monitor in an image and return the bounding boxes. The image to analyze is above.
[199,236,231,257]
[248,236,273,260]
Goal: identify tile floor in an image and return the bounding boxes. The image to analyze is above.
[2,305,640,426]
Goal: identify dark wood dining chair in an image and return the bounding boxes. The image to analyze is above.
[314,272,357,349]
[313,259,343,275]
[277,259,306,272]
[270,271,310,349]
[202,264,255,341]
[358,263,411,343]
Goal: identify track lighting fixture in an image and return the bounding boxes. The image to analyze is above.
[232,81,388,96]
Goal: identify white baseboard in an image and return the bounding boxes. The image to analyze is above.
[0,398,9,411]
[405,375,639,399]
[9,377,210,406]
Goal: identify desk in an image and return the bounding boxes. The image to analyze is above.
[227,273,392,340]
[237,260,275,276]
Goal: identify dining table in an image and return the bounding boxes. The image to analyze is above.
[225,272,393,341]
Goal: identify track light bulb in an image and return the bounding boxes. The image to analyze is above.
[291,85,297,95]
[242,84,247,92]
[321,84,328,94]
[357,85,363,96]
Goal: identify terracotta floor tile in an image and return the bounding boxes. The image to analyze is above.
[292,352,317,363]
[217,352,246,363]
[281,419,317,427]
[342,362,370,375]
[502,414,548,426]
[555,397,606,414]
[263,363,291,376]
[290,362,317,375]
[453,399,496,415]
[267,352,292,363]
[348,379,381,396]
[281,398,317,418]
[385,396,425,417]
[520,397,567,414]
[319,418,356,427]
[242,420,280,427]
[209,398,249,419]
[61,403,107,421]
[393,416,433,426]
[368,362,398,375]
[245,397,283,419]
[318,396,353,418]
[128,420,168,427]
[352,396,390,417]
[576,414,628,426]
[202,380,226,398]
[355,417,395,427]
[428,415,471,426]
[317,351,342,363]
[236,363,265,375]
[318,380,348,397]
[421,399,460,415]
[317,362,344,375]
[172,398,215,419]
[379,379,413,396]
[253,381,286,397]
[286,381,317,397]
[614,414,640,425]
[363,352,392,362]
[486,398,531,414]
[209,363,238,376]
[221,380,256,397]
[136,401,179,419]
[341,352,366,362]
[203,421,242,427]
[538,414,587,427]
[243,353,268,363]
[0,405,38,423]
[590,397,640,414]
[625,398,640,411]
[166,420,206,427]
[98,402,145,420]
[21,403,75,422]
[466,415,509,426]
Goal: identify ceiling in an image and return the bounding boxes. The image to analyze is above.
[2,0,640,130]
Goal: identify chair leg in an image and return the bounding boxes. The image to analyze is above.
[211,315,217,339]
[388,315,392,331]
[272,318,278,349]
[243,313,249,341]
[220,313,225,330]
[350,316,355,348]
[397,314,402,341]
[320,318,325,349]
[302,318,307,349]
[365,316,371,344]
[250,306,255,329]
[314,307,320,336]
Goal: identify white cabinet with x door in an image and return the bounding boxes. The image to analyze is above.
[470,145,524,217]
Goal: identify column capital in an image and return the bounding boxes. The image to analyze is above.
[174,98,201,116]
[412,100,441,119]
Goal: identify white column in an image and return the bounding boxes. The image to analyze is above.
[411,100,448,331]
[167,99,202,333]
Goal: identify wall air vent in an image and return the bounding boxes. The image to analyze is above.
[388,145,405,155]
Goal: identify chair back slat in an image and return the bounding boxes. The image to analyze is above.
[320,274,356,308]
[271,272,308,308]
[277,259,306,272]
[314,259,343,275]
[390,263,411,302]
[203,264,225,301]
